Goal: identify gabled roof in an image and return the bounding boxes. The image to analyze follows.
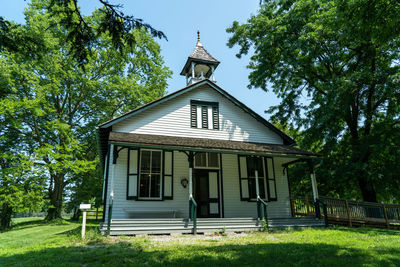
[98,79,295,145]
[97,79,298,170]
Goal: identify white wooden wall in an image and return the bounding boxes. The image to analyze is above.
[222,154,292,218]
[112,84,283,144]
[104,149,293,221]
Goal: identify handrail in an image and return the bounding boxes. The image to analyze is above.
[189,197,197,234]
[257,197,268,229]
[291,195,400,229]
[315,199,328,227]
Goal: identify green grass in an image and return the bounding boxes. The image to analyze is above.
[1,218,400,267]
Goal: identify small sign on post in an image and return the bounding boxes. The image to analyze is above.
[79,203,91,239]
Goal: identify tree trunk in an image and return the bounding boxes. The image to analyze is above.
[71,206,81,221]
[357,176,377,202]
[0,203,13,231]
[45,173,64,220]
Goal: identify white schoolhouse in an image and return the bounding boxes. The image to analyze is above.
[98,34,323,235]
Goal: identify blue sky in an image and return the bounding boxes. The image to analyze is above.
[1,0,280,120]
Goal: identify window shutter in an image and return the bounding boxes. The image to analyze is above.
[265,157,277,201]
[238,155,249,201]
[212,106,219,129]
[201,106,208,128]
[127,148,138,200]
[163,151,173,200]
[191,104,197,128]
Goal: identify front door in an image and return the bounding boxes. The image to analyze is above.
[193,170,220,218]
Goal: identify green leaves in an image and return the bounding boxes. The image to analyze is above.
[227,0,400,202]
[0,1,171,220]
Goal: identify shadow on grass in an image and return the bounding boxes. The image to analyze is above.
[9,218,47,231]
[1,239,400,267]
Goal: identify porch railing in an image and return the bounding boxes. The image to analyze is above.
[257,197,268,229]
[291,195,400,229]
[189,197,197,234]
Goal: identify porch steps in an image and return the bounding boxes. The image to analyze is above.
[100,217,325,235]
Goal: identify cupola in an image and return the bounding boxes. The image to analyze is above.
[180,31,220,85]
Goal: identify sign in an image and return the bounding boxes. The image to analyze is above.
[79,203,91,210]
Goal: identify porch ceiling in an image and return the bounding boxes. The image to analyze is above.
[108,132,319,158]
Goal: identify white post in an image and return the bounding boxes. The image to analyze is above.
[81,210,87,239]
[311,172,319,202]
[255,169,260,199]
[191,62,195,78]
[211,66,215,81]
[189,167,193,198]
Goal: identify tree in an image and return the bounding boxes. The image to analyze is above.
[0,0,172,220]
[227,0,400,202]
[0,0,166,66]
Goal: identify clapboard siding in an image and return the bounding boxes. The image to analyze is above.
[104,149,190,220]
[104,149,292,221]
[112,85,283,144]
[222,154,291,219]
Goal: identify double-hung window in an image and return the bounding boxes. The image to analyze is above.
[238,155,277,201]
[139,150,162,199]
[190,100,219,130]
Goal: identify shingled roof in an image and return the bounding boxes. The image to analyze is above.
[109,132,318,158]
[188,41,219,63]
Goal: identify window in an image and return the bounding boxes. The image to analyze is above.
[127,149,174,201]
[247,157,266,199]
[190,100,219,130]
[238,155,276,201]
[139,150,162,199]
[194,152,219,168]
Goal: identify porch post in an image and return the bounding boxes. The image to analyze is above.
[107,144,116,235]
[255,170,260,198]
[188,151,194,198]
[308,161,319,202]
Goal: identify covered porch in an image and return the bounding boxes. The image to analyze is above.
[100,132,324,234]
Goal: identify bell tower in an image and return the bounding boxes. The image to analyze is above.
[180,31,220,85]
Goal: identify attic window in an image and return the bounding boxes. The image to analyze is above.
[190,100,219,130]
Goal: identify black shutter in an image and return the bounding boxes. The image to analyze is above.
[212,106,219,130]
[191,104,197,128]
[202,106,208,129]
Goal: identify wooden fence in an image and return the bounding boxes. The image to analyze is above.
[81,209,103,221]
[291,196,400,229]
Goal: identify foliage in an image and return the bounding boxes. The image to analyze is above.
[0,0,171,220]
[227,0,400,202]
[0,0,166,66]
[1,217,400,266]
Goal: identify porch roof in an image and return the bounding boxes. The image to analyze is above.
[108,132,319,158]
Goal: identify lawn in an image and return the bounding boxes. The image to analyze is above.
[1,218,399,267]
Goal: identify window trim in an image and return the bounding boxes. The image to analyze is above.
[138,149,163,200]
[238,155,277,202]
[190,100,219,130]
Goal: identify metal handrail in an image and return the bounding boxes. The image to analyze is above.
[189,197,197,234]
[257,197,268,229]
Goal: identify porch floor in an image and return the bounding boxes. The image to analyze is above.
[99,217,325,235]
